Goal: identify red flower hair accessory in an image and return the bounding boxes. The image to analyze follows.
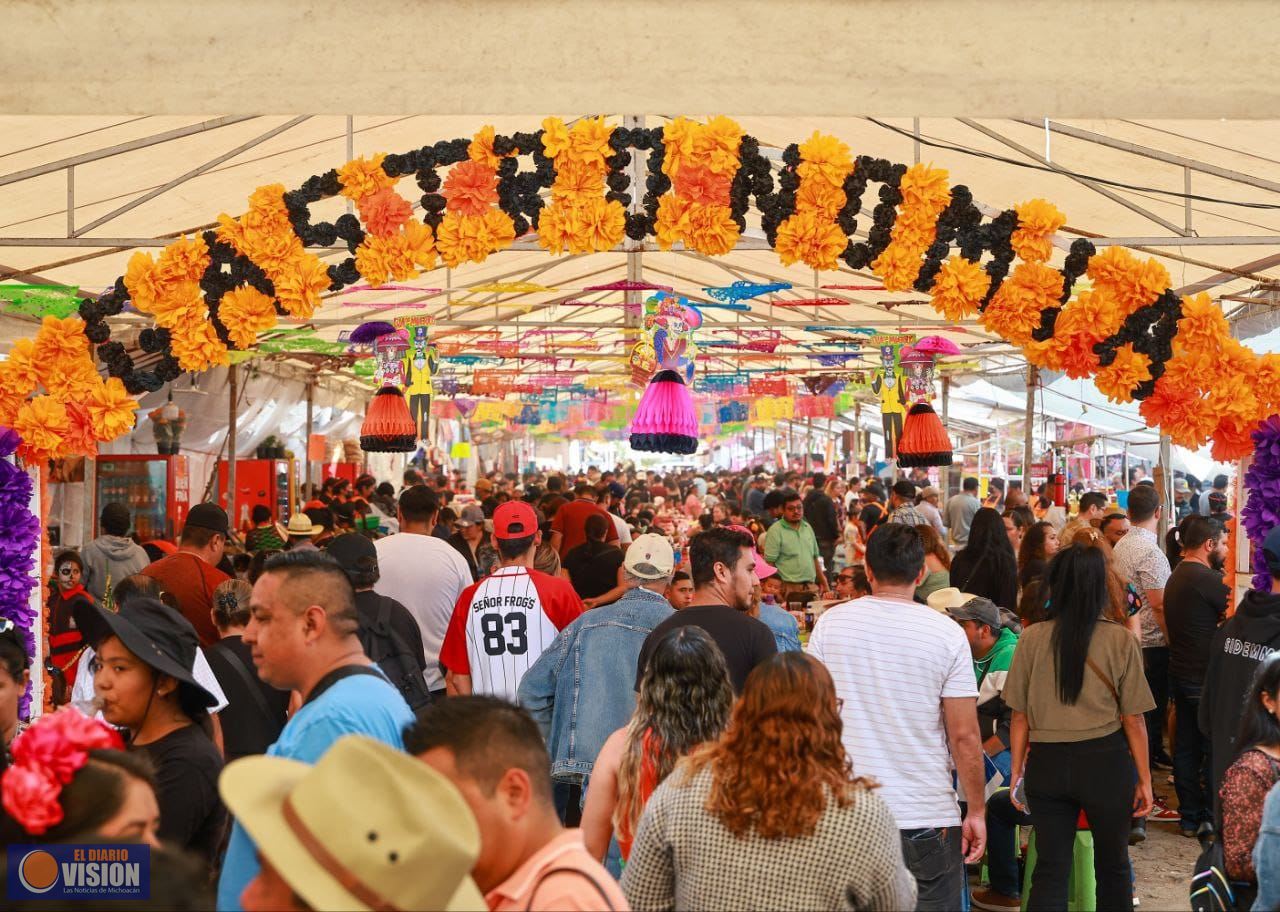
[1,708,124,835]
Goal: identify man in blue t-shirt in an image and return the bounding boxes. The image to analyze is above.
[216,551,414,911]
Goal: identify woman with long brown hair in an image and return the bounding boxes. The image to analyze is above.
[580,626,735,864]
[915,523,952,602]
[621,652,915,911]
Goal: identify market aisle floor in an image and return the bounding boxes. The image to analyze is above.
[1131,778,1203,911]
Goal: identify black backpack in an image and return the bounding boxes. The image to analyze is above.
[1190,836,1238,912]
[358,596,433,711]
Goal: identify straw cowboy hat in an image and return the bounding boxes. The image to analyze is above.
[285,512,323,538]
[925,587,979,614]
[220,735,486,911]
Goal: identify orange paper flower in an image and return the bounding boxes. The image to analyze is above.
[685,204,740,256]
[154,235,210,284]
[1176,292,1230,359]
[551,158,606,200]
[171,321,229,373]
[443,160,500,217]
[86,377,137,441]
[538,197,625,255]
[358,187,413,238]
[1138,376,1217,449]
[796,132,853,189]
[566,117,613,170]
[0,338,40,398]
[675,166,732,208]
[872,243,927,292]
[929,257,991,320]
[468,125,501,170]
[795,177,846,221]
[337,154,394,201]
[1086,247,1170,313]
[1011,199,1066,263]
[40,354,101,401]
[275,256,333,321]
[981,262,1064,346]
[14,396,69,463]
[541,117,571,160]
[219,287,279,348]
[61,402,98,458]
[400,219,438,267]
[1094,344,1152,403]
[775,210,848,270]
[355,234,419,286]
[434,210,516,268]
[33,315,90,366]
[898,164,951,213]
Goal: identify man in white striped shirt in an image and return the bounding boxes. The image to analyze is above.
[441,501,584,701]
[808,522,986,912]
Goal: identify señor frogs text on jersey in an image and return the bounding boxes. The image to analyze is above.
[471,594,538,612]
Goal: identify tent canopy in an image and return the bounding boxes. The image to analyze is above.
[1,114,1277,462]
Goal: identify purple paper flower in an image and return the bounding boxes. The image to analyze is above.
[1243,416,1280,590]
[0,426,19,458]
[0,444,42,718]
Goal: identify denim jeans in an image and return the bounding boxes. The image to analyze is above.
[1171,675,1212,827]
[988,788,1032,897]
[1025,731,1135,911]
[1142,646,1170,762]
[900,825,967,912]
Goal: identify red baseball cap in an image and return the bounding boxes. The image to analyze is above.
[493,501,539,540]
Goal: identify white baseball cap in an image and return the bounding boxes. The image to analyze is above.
[625,533,675,580]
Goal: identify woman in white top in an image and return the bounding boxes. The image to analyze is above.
[843,512,865,568]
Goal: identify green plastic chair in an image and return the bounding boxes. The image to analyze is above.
[1020,829,1097,912]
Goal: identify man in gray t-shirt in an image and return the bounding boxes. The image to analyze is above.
[945,477,982,547]
[1112,483,1173,766]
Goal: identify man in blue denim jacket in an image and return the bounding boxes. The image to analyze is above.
[518,533,676,786]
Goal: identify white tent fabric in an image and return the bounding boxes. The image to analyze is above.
[1,114,1277,474]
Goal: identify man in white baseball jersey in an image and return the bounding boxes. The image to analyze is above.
[441,501,584,700]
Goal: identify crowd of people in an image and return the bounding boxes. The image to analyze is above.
[4,459,1280,911]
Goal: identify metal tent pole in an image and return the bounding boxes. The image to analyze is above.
[304,375,315,502]
[227,365,238,526]
[940,375,951,496]
[1024,365,1037,494]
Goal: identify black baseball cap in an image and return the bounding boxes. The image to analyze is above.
[184,502,229,537]
[325,532,378,573]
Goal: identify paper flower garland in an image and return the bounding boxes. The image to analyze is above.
[653,117,745,256]
[1,116,1274,468]
[537,117,627,255]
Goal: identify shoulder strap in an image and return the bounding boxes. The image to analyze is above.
[955,550,988,590]
[524,866,616,912]
[1085,656,1121,709]
[214,644,280,735]
[378,597,427,674]
[303,664,386,706]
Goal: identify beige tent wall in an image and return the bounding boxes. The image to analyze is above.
[2,0,1279,117]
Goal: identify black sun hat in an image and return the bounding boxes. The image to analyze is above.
[73,597,218,707]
